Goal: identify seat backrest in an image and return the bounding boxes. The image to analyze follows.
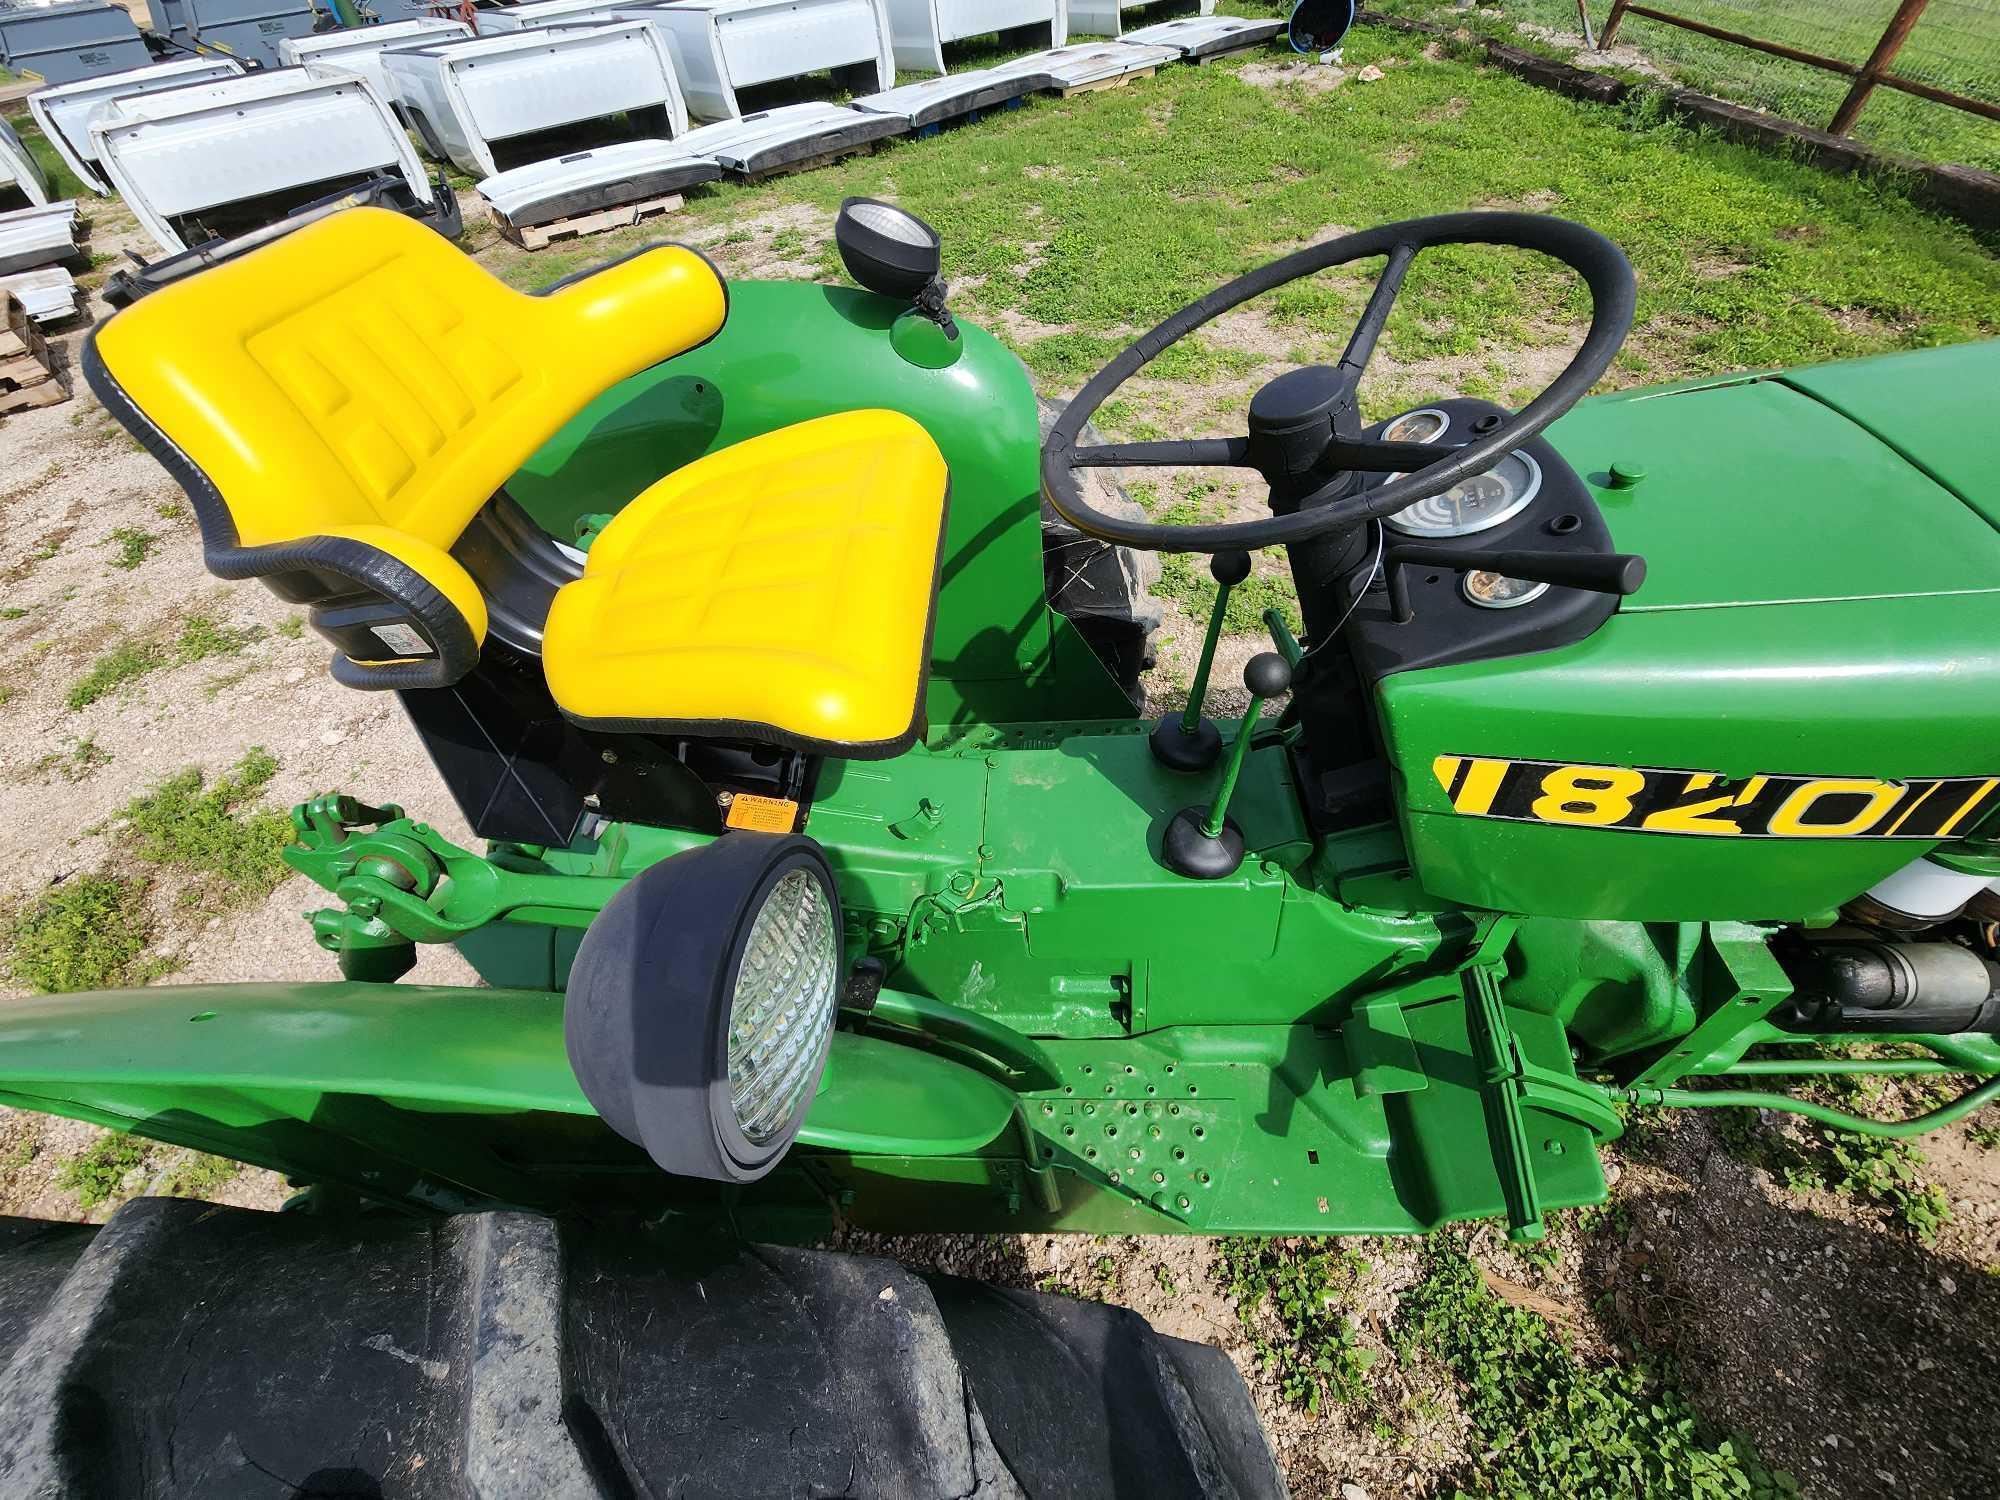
[87,206,728,560]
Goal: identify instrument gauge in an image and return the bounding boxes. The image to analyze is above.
[1385,450,1542,539]
[1380,407,1449,445]
[1463,571,1550,610]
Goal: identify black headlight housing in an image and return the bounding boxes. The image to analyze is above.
[564,833,843,1183]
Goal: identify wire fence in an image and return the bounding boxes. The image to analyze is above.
[1595,0,2000,164]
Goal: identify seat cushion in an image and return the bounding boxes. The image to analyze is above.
[542,409,950,756]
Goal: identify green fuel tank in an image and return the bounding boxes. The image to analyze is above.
[1376,342,2000,922]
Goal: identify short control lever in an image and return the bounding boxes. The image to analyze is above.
[1381,544,1646,622]
[1162,653,1292,880]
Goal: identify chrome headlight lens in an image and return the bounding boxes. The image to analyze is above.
[728,867,840,1143]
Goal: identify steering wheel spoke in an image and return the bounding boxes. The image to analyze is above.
[1337,240,1419,378]
[1071,437,1256,469]
[1323,436,1468,473]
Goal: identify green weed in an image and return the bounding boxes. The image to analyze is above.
[107,527,157,570]
[5,875,154,993]
[0,607,27,621]
[35,736,110,783]
[1218,1238,1378,1412]
[1154,1263,1179,1297]
[116,748,290,909]
[158,1152,242,1199]
[1397,1244,1797,1498]
[68,611,261,709]
[56,1134,154,1210]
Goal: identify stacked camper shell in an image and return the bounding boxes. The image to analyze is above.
[0,115,51,208]
[90,68,440,254]
[636,0,894,121]
[147,0,322,68]
[880,0,1064,77]
[381,24,689,178]
[1067,0,1211,40]
[279,18,475,99]
[0,0,148,85]
[28,57,248,196]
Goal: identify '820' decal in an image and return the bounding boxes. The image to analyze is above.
[1431,755,2000,840]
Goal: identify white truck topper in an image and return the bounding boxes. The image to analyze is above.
[0,116,51,208]
[478,99,906,232]
[629,0,894,122]
[27,56,246,195]
[0,0,150,85]
[280,19,473,101]
[879,0,1064,78]
[477,0,633,31]
[90,68,436,255]
[0,199,80,275]
[1119,15,1281,58]
[1066,0,1210,41]
[381,23,689,179]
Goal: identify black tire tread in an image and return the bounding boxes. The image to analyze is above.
[0,1198,1284,1499]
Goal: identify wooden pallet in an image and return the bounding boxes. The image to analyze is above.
[498,192,685,251]
[1058,66,1158,98]
[0,292,69,414]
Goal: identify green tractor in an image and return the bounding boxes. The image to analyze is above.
[2,196,1996,1493]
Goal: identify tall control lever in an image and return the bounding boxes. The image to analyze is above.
[1151,550,1251,772]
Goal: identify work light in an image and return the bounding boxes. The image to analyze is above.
[564,833,843,1182]
[835,196,943,301]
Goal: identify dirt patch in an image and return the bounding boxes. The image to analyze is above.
[1239,60,1351,94]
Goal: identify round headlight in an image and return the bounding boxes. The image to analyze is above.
[564,833,845,1183]
[835,196,943,301]
[727,866,840,1143]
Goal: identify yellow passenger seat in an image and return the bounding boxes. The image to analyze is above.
[87,207,951,757]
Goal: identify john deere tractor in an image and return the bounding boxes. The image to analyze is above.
[1,200,1995,1495]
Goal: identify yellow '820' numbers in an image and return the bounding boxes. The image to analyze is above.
[1432,755,1999,841]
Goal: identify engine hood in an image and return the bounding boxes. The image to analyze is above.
[1543,341,2000,612]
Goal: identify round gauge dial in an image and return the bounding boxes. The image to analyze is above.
[1463,571,1550,610]
[1381,407,1450,445]
[1385,450,1543,539]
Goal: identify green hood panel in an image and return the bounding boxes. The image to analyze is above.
[1544,370,2000,611]
[1779,340,2000,530]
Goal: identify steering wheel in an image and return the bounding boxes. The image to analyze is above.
[1041,212,1637,554]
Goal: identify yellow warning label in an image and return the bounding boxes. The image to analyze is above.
[725,794,799,833]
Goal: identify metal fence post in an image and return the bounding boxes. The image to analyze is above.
[1829,0,1934,135]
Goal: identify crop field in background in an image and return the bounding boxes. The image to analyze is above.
[3,14,2000,1497]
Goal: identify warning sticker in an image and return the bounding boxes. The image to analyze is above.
[371,623,433,656]
[724,794,799,833]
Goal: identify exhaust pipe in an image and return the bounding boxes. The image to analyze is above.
[1777,938,2000,1036]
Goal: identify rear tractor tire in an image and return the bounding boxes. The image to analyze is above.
[0,1198,1287,1499]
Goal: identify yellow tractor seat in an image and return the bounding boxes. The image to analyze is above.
[544,409,949,756]
[85,206,953,760]
[85,205,729,690]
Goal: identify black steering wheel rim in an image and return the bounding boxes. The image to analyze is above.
[1040,211,1637,553]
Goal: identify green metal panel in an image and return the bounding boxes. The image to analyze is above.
[1550,376,2000,607]
[1777,341,2000,530]
[505,280,1134,726]
[1381,366,2000,921]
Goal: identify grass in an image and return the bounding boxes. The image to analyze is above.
[116,747,292,910]
[5,875,154,993]
[1397,1243,1798,1498]
[1709,1054,1956,1240]
[54,1133,152,1211]
[1376,0,2000,173]
[581,23,2000,410]
[1218,1238,1380,1412]
[107,527,157,571]
[68,610,261,710]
